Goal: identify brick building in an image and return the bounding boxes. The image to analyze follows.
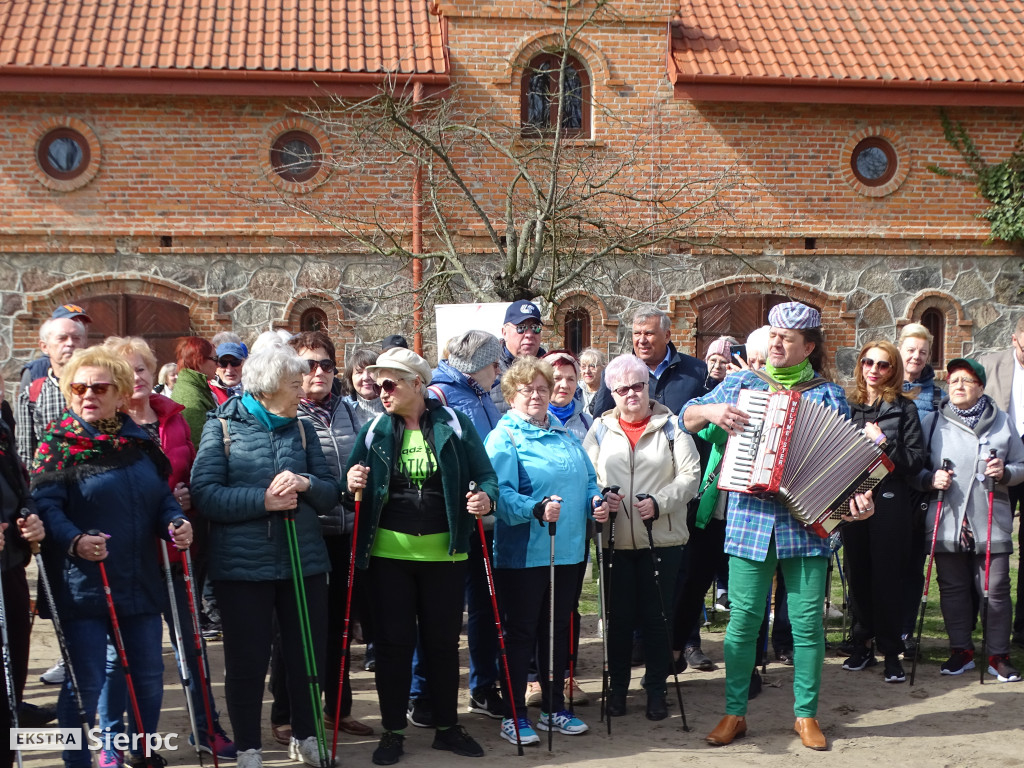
[1,0,1022,394]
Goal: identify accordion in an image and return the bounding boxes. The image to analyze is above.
[717,388,894,537]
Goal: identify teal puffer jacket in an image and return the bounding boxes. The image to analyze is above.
[191,396,339,581]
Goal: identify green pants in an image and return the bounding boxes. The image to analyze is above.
[724,540,826,717]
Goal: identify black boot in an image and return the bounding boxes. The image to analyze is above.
[645,692,668,721]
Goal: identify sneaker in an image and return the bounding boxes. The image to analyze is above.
[500,717,539,746]
[536,710,588,735]
[842,645,877,671]
[289,735,338,767]
[987,654,1022,683]
[432,724,484,757]
[940,648,975,675]
[714,593,731,611]
[236,749,262,768]
[775,648,795,666]
[468,686,504,719]
[407,697,435,728]
[901,634,918,661]
[40,659,66,685]
[200,621,222,641]
[364,643,376,672]
[525,680,542,707]
[98,749,124,768]
[564,677,590,705]
[684,646,717,672]
[189,724,238,759]
[372,732,405,766]
[883,655,906,683]
[127,754,167,768]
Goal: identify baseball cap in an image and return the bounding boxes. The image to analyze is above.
[946,357,986,387]
[216,342,249,361]
[52,303,92,323]
[504,301,542,326]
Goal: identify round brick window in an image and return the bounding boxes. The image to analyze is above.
[851,137,897,187]
[270,131,321,183]
[38,128,91,181]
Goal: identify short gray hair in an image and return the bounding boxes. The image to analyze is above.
[631,304,670,334]
[241,345,308,397]
[39,317,86,343]
[604,354,650,391]
[211,331,243,347]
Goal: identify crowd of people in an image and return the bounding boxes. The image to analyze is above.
[0,299,1022,768]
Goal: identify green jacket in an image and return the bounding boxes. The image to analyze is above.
[695,422,728,529]
[171,367,216,452]
[346,400,499,569]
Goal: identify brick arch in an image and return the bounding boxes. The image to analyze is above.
[550,290,620,358]
[898,290,973,366]
[494,30,622,88]
[282,292,357,344]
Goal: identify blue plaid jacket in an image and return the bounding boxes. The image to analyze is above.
[681,370,850,562]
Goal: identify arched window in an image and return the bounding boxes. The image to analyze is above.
[521,52,590,139]
[920,307,945,367]
[300,307,329,333]
[563,308,591,355]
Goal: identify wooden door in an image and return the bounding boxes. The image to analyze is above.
[79,295,192,367]
[696,294,804,358]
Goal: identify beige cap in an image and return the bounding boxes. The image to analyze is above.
[365,346,433,384]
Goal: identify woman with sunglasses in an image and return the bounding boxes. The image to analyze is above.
[31,346,193,768]
[583,354,700,720]
[840,340,927,683]
[345,347,497,766]
[483,357,609,747]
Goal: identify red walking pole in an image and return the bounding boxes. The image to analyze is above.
[910,459,950,686]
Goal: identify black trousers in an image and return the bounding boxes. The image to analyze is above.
[673,517,725,651]
[215,575,327,751]
[1011,477,1024,639]
[367,557,467,732]
[1,566,30,768]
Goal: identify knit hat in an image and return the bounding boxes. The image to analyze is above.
[947,357,987,388]
[542,349,581,377]
[705,338,732,360]
[768,301,821,330]
[365,347,432,384]
[448,332,502,374]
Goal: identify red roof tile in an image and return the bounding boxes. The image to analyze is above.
[0,0,447,79]
[671,0,1024,103]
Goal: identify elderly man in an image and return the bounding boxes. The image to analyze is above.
[682,301,875,751]
[210,341,248,404]
[16,314,89,465]
[491,301,547,415]
[977,315,1024,648]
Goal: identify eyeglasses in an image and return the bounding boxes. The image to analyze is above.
[69,382,114,396]
[377,379,402,394]
[516,386,550,398]
[948,376,980,387]
[613,382,646,397]
[860,357,892,372]
[206,356,219,363]
[513,323,543,335]
[580,364,599,371]
[217,357,243,368]
[304,359,335,374]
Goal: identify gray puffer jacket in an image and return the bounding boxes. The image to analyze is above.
[298,385,360,536]
[191,396,339,581]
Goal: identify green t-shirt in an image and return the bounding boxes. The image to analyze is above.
[371,429,467,562]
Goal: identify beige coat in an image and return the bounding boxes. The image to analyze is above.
[583,402,700,550]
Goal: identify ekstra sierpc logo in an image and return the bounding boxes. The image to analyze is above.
[10,728,180,752]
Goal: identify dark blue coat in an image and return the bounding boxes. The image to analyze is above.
[591,341,709,416]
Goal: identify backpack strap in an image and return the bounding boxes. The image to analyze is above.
[219,418,231,457]
[364,413,386,451]
[440,406,463,439]
[427,385,448,406]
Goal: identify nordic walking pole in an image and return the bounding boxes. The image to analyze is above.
[981,449,997,685]
[911,458,950,685]
[160,539,202,764]
[283,509,331,768]
[0,556,23,768]
[469,482,522,756]
[593,485,618,734]
[174,520,218,768]
[92,531,149,760]
[638,497,689,732]
[331,463,366,764]
[602,491,620,736]
[543,496,560,753]
[21,511,93,767]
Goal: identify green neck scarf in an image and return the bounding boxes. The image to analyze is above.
[765,358,814,389]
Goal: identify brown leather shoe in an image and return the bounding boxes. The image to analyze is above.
[706,715,747,746]
[338,716,375,736]
[271,722,292,746]
[793,717,827,750]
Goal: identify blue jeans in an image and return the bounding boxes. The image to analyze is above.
[59,613,164,767]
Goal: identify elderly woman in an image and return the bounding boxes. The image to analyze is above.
[583,354,700,720]
[484,357,609,747]
[345,348,497,766]
[840,340,926,683]
[705,336,737,388]
[913,357,1024,682]
[31,346,192,768]
[191,345,340,768]
[578,347,606,415]
[899,323,945,414]
[542,350,593,440]
[170,337,217,452]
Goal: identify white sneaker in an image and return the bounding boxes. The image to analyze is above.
[40,660,66,685]
[236,748,262,768]
[289,736,338,767]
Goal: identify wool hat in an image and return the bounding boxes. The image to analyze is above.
[366,347,433,384]
[504,301,542,326]
[448,332,502,375]
[381,334,409,350]
[542,349,581,377]
[216,342,249,361]
[705,338,732,360]
[768,301,821,330]
[52,303,92,323]
[946,357,986,388]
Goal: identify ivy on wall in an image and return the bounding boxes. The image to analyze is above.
[929,111,1024,243]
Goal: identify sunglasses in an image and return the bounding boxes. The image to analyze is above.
[69,382,114,396]
[860,357,892,372]
[217,357,243,368]
[514,323,543,335]
[377,379,401,394]
[304,359,335,374]
[613,382,646,397]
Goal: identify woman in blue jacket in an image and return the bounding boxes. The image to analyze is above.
[484,357,608,747]
[31,346,192,768]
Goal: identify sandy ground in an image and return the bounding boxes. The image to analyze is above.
[16,593,1023,768]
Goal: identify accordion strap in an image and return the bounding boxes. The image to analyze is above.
[750,369,826,394]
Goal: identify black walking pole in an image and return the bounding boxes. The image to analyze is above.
[637,496,689,732]
[546,509,557,753]
[593,486,617,734]
[910,458,950,686]
[981,449,997,685]
[0,560,23,768]
[160,540,202,764]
